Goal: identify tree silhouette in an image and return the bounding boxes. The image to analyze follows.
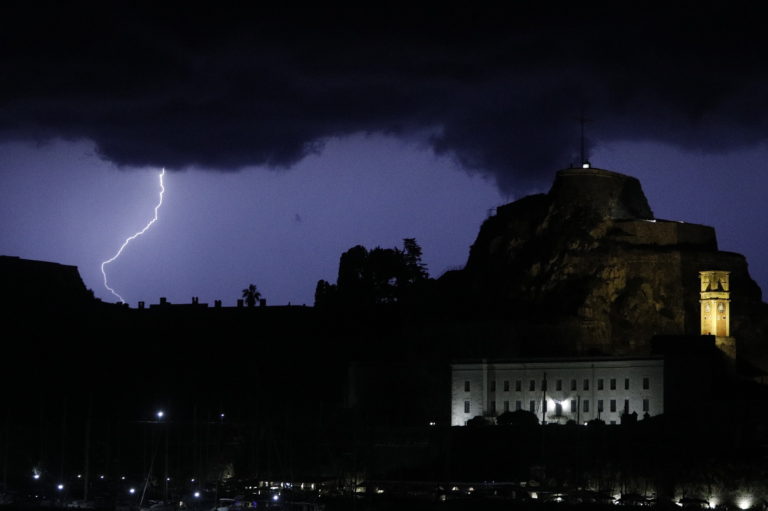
[497,409,539,427]
[314,279,337,307]
[242,283,262,307]
[402,238,428,284]
[316,238,432,306]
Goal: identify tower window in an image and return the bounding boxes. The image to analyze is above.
[643,399,649,412]
[516,400,522,411]
[598,400,604,412]
[584,379,590,390]
[598,379,604,391]
[529,380,536,391]
[571,400,576,413]
[556,379,562,391]
[583,400,589,412]
[464,401,470,414]
[504,400,510,412]
[490,401,496,414]
[571,379,577,391]
[515,380,522,392]
[624,378,630,390]
[529,400,535,413]
[610,378,616,390]
[643,377,649,390]
[464,381,470,392]
[610,400,616,413]
[555,402,562,416]
[504,380,510,392]
[491,380,496,392]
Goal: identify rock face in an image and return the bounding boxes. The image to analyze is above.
[0,255,94,311]
[460,167,768,364]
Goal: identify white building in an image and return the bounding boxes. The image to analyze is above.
[451,357,664,426]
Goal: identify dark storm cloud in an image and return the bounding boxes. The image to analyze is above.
[2,4,768,191]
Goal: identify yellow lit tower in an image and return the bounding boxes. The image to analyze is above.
[699,270,736,359]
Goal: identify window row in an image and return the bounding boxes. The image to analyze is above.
[463,398,650,415]
[464,377,651,393]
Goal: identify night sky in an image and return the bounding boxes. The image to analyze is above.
[2,5,768,306]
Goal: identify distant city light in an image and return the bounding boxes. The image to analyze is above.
[121,476,126,480]
[191,478,196,482]
[157,410,164,419]
[194,492,200,498]
[220,413,225,418]
[129,488,136,495]
[33,474,40,480]
[77,474,82,479]
[99,475,105,480]
[428,421,436,426]
[57,484,64,491]
[738,497,752,510]
[272,494,279,502]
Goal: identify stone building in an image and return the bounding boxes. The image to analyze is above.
[451,357,664,425]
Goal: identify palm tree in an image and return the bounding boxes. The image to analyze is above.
[242,283,262,307]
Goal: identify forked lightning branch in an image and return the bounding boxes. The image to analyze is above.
[101,169,166,303]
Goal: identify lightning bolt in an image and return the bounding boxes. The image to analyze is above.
[101,168,166,303]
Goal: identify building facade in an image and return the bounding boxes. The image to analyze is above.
[451,358,664,426]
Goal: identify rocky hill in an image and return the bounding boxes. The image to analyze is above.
[455,167,768,366]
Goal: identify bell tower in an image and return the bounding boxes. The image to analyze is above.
[699,270,736,358]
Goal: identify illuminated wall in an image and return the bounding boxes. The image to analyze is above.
[699,270,735,358]
[451,358,664,426]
